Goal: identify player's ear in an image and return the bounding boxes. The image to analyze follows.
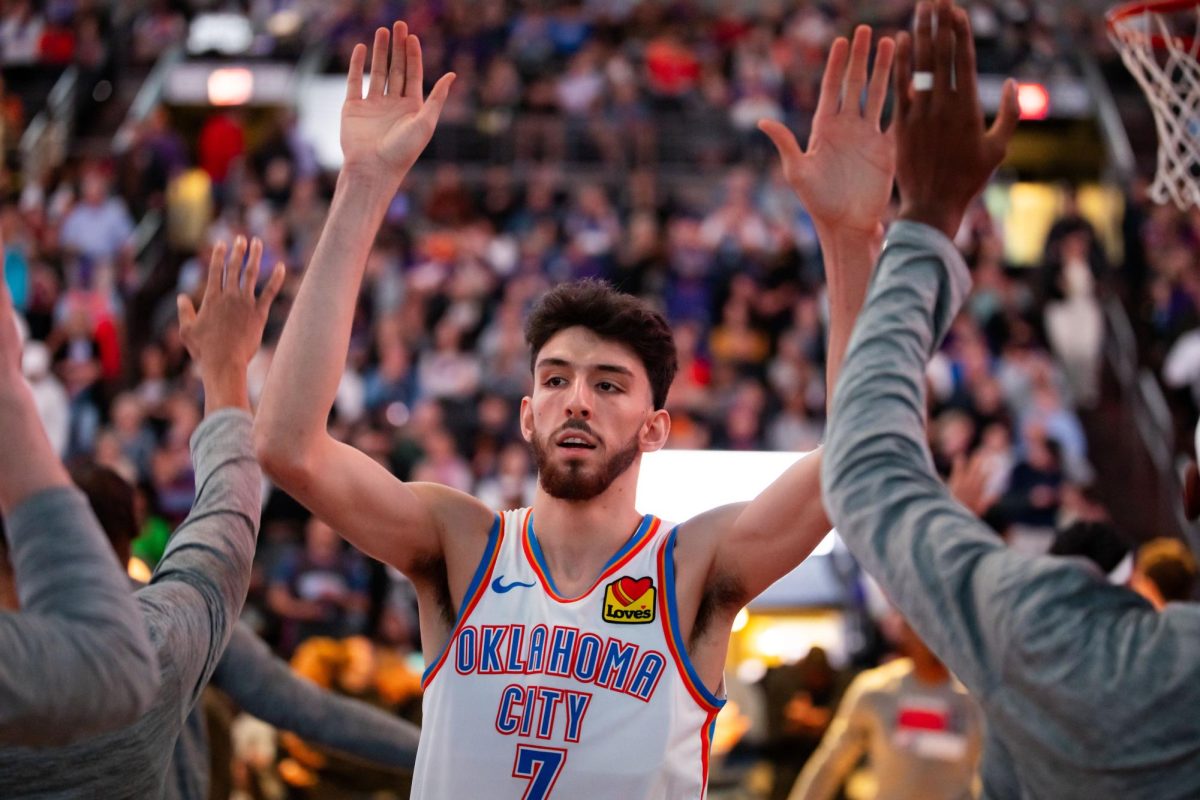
[640,409,670,452]
[519,396,535,443]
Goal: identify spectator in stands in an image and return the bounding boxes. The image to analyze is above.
[1130,537,1198,608]
[0,0,42,65]
[269,515,371,655]
[21,338,68,456]
[762,646,842,800]
[789,618,984,800]
[59,163,134,264]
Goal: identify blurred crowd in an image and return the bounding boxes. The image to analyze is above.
[0,0,1155,798]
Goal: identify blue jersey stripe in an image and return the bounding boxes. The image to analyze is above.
[422,513,502,685]
[661,526,726,710]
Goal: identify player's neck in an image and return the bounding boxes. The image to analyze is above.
[530,471,644,587]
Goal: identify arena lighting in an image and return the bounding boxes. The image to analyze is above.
[207,67,254,106]
[1017,82,1051,120]
[636,448,836,556]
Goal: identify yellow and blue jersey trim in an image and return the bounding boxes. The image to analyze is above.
[523,511,661,603]
[421,512,504,689]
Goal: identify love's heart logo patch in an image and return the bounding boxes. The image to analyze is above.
[603,576,656,624]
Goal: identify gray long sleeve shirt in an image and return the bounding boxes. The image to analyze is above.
[822,221,1200,800]
[1,487,158,746]
[0,409,261,799]
[167,620,422,800]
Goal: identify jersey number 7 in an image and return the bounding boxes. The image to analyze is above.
[512,744,568,799]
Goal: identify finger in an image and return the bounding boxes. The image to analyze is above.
[912,1,933,115]
[933,0,954,96]
[865,37,895,126]
[368,27,389,98]
[405,32,424,99]
[758,119,804,165]
[843,26,873,116]
[894,31,913,127]
[984,78,1021,163]
[346,43,366,101]
[389,20,408,96]
[952,8,979,107]
[418,72,456,125]
[242,237,263,296]
[206,241,228,297]
[256,262,287,316]
[228,236,248,293]
[176,294,196,329]
[815,37,850,119]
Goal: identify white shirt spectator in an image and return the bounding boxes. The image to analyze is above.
[22,341,70,457]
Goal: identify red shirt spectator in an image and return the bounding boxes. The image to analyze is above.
[645,34,701,97]
[198,113,245,184]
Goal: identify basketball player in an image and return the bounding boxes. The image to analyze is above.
[825,0,1200,795]
[255,20,895,799]
[0,244,158,746]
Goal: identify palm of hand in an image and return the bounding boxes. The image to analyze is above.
[797,116,894,234]
[341,95,431,175]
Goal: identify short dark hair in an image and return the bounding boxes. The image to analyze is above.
[1137,538,1197,603]
[69,462,137,565]
[525,279,677,410]
[1049,521,1130,575]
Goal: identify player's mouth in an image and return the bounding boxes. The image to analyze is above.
[556,433,598,450]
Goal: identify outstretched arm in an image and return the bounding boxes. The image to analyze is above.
[682,27,896,607]
[820,0,1177,777]
[142,238,285,710]
[0,265,159,745]
[212,622,420,768]
[254,23,490,575]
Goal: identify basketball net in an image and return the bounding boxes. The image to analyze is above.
[1109,1,1200,210]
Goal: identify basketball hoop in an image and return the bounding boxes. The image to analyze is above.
[1109,0,1200,209]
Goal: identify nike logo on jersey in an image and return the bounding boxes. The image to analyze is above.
[492,575,537,594]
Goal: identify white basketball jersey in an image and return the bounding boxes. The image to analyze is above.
[411,508,726,800]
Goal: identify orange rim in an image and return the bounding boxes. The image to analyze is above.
[1107,0,1200,49]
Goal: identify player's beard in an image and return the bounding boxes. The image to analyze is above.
[530,423,641,502]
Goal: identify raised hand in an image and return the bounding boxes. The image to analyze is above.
[341,21,456,183]
[759,26,896,237]
[177,237,285,412]
[894,0,1020,237]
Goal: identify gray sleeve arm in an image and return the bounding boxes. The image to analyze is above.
[138,409,261,710]
[821,222,1183,757]
[0,487,159,746]
[212,622,420,768]
[787,680,870,800]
